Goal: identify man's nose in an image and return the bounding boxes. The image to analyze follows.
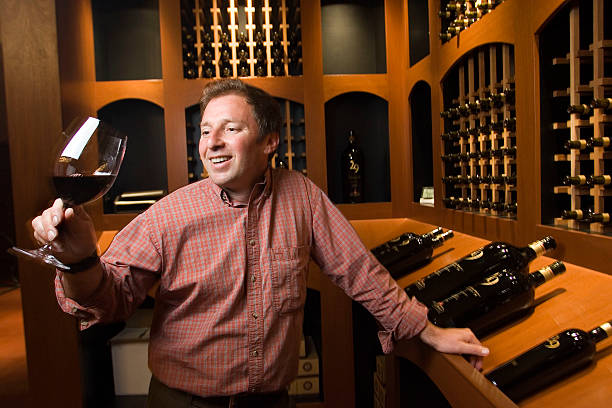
[207,129,224,148]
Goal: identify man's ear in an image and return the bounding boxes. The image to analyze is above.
[263,132,280,154]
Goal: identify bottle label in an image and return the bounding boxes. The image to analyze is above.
[544,335,561,349]
[575,209,584,219]
[478,273,500,286]
[528,240,546,256]
[603,214,611,223]
[464,249,484,260]
[601,322,612,337]
[603,175,611,185]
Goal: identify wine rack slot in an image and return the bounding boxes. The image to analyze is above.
[273,99,307,174]
[438,0,506,43]
[441,43,517,219]
[180,0,302,79]
[540,0,611,234]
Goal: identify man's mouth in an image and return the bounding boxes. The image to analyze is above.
[210,156,231,164]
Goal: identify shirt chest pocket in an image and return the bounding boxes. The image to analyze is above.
[270,246,309,314]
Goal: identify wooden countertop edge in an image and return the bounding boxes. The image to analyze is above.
[394,337,518,408]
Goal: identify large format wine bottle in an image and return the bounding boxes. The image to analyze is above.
[341,130,364,203]
[371,227,443,266]
[374,230,454,279]
[486,319,612,401]
[428,261,566,336]
[404,236,556,305]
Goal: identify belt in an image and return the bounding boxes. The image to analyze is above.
[147,376,292,408]
[191,391,290,408]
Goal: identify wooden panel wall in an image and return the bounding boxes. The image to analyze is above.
[0,0,83,406]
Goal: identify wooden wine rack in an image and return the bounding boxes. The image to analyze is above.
[441,43,517,219]
[546,0,611,234]
[438,0,505,43]
[273,99,307,174]
[181,0,302,79]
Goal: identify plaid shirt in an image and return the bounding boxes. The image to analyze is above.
[55,168,427,397]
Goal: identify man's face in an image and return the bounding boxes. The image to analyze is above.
[199,94,278,202]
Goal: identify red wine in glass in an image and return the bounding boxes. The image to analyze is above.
[8,117,127,271]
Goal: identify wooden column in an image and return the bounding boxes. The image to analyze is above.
[0,0,83,406]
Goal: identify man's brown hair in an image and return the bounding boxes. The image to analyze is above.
[200,79,282,142]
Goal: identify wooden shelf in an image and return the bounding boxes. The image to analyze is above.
[322,74,388,102]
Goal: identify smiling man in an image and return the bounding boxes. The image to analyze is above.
[32,79,488,408]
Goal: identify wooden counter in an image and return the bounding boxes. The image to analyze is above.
[351,218,612,408]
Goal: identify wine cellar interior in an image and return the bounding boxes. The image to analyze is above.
[1,1,612,408]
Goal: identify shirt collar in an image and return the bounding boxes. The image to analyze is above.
[212,167,272,208]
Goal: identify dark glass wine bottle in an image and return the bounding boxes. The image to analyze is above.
[486,319,612,401]
[584,212,611,224]
[562,175,588,186]
[561,208,593,221]
[588,136,611,149]
[564,139,588,151]
[567,104,591,116]
[372,229,453,277]
[342,130,364,203]
[587,175,611,188]
[589,97,612,110]
[404,236,557,306]
[428,261,565,336]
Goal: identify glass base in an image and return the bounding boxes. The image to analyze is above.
[8,246,71,271]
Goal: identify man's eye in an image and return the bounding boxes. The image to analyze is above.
[227,127,237,132]
[201,130,210,137]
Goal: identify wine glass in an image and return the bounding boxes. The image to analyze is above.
[9,116,127,271]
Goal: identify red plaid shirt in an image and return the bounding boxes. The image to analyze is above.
[55,168,427,396]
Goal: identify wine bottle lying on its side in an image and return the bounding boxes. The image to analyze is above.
[384,230,454,279]
[428,261,566,337]
[371,227,443,267]
[404,236,557,306]
[486,319,612,402]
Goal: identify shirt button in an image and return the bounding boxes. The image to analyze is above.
[80,320,89,328]
[251,275,256,283]
[252,312,258,319]
[249,239,256,246]
[252,350,258,357]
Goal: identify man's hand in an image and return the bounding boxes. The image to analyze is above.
[32,198,97,264]
[419,321,489,371]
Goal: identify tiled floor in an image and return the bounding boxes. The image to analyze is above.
[0,287,29,407]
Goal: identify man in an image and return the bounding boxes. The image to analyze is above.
[33,79,488,408]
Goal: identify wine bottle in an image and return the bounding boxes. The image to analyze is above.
[587,175,612,188]
[404,236,556,306]
[561,208,593,221]
[341,130,364,203]
[590,97,612,110]
[503,117,516,132]
[562,175,588,186]
[563,139,588,151]
[376,230,455,279]
[486,319,612,401]
[371,227,443,267]
[567,104,591,116]
[429,261,566,336]
[588,136,611,149]
[439,32,453,42]
[584,212,611,224]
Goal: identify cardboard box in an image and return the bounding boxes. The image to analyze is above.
[110,327,151,395]
[297,337,319,377]
[289,376,319,396]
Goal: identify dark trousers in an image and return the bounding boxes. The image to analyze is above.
[146,376,295,408]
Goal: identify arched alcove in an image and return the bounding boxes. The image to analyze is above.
[409,81,434,204]
[324,92,390,204]
[97,99,167,213]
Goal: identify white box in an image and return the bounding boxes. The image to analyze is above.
[289,376,319,396]
[110,327,152,395]
[297,337,319,377]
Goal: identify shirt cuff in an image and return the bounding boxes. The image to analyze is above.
[54,269,111,330]
[377,295,429,354]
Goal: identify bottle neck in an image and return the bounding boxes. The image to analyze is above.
[589,321,612,343]
[528,261,566,287]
